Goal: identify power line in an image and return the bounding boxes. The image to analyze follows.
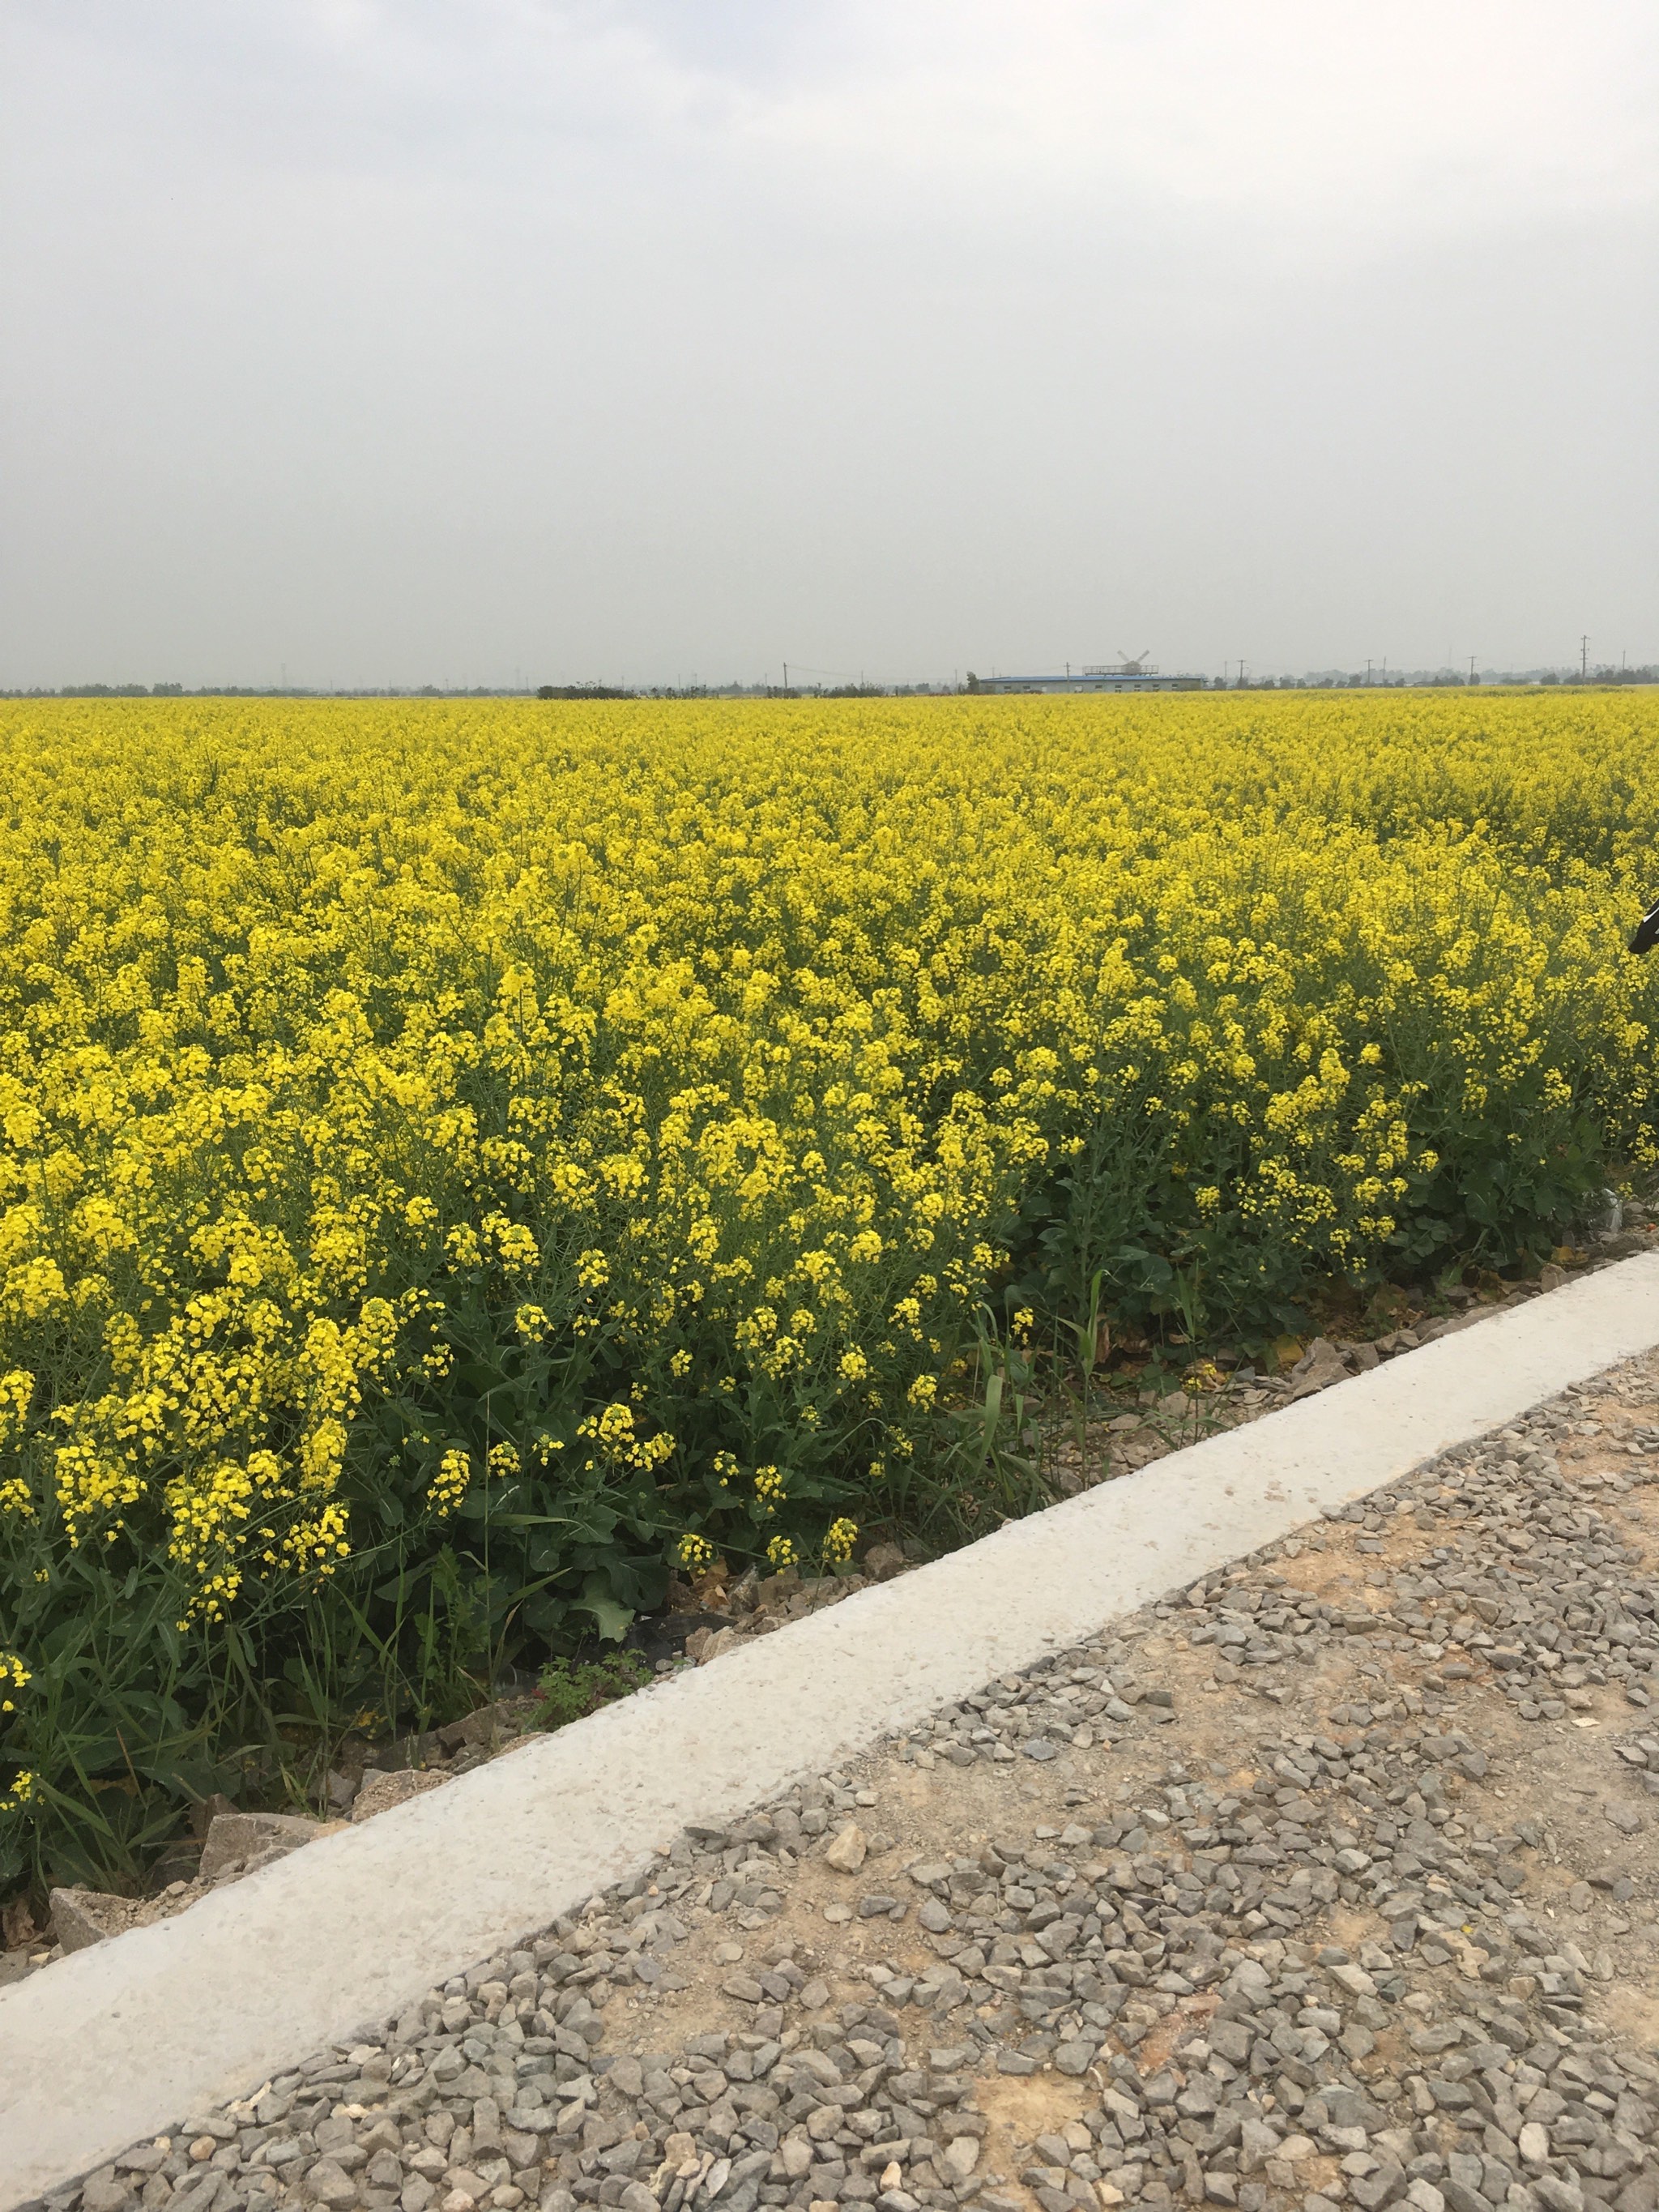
[780,660,865,683]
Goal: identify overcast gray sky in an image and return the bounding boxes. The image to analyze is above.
[2,1,1656,689]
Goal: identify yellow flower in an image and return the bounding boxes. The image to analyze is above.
[0,1369,33,1447]
[426,1448,471,1517]
[580,1402,635,1445]
[0,1769,35,1813]
[824,1517,858,1565]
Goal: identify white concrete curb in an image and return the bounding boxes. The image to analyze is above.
[5,1250,1659,2206]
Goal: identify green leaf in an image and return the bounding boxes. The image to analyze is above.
[573,1571,633,1644]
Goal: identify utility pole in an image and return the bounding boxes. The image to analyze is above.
[783,661,789,693]
[1469,655,1477,682]
[1366,659,1372,686]
[1580,634,1589,680]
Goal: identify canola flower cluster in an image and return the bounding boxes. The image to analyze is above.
[1,689,1657,1887]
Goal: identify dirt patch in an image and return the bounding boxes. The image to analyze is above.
[974,2073,1098,2195]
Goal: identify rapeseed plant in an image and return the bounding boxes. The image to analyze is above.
[0,688,1655,1891]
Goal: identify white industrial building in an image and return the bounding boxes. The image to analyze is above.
[969,657,1204,694]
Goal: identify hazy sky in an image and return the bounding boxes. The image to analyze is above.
[3,1,1657,688]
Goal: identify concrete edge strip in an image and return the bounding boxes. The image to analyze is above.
[5,1248,1659,2205]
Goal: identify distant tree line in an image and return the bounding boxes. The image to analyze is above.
[4,668,1654,703]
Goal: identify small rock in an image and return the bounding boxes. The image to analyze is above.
[1532,2179,1583,2212]
[688,1625,744,1664]
[308,2160,362,2209]
[352,1767,450,1822]
[1289,1338,1351,1399]
[187,1791,238,1837]
[81,2181,133,2212]
[49,1887,139,1954]
[825,1823,868,1873]
[1239,2120,1281,2174]
[199,1810,326,1881]
[323,1768,358,1814]
[1350,2159,1407,2210]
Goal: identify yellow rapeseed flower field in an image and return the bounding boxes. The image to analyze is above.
[1,689,1656,1887]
